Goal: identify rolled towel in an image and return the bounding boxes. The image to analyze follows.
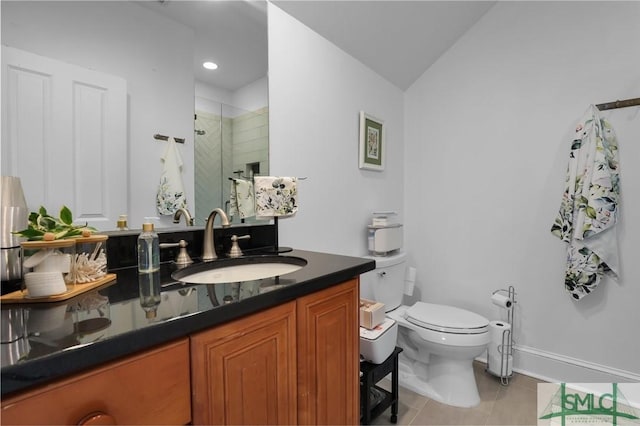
[254,176,298,219]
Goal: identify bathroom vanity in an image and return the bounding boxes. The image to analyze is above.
[0,246,374,425]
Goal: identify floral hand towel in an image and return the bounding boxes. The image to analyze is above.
[254,176,298,218]
[229,178,256,219]
[551,105,620,300]
[156,138,187,215]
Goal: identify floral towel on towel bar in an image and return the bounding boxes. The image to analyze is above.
[156,137,187,215]
[551,105,620,300]
[254,176,298,219]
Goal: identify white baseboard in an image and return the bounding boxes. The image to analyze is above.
[477,345,640,383]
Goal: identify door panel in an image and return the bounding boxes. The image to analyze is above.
[2,46,127,229]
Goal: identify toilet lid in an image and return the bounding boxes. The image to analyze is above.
[405,302,489,334]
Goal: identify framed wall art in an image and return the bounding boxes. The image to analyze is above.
[359,111,385,171]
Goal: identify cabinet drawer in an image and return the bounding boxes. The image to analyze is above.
[1,339,190,425]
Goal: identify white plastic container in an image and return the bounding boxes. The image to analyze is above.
[359,318,398,364]
[367,224,403,255]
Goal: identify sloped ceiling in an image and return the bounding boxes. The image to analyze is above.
[272,1,495,90]
[139,1,495,92]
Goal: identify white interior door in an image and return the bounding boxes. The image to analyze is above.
[1,46,127,230]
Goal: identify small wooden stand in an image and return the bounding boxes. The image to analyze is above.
[0,273,117,304]
[360,346,403,424]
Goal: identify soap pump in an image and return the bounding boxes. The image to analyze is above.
[116,214,129,231]
[137,222,160,273]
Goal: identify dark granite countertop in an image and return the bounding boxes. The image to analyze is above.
[0,249,374,397]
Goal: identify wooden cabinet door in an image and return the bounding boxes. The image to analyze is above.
[0,339,191,425]
[191,301,297,425]
[297,278,360,425]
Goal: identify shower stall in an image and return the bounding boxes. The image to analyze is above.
[194,99,269,225]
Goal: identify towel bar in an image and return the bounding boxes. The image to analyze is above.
[154,134,185,144]
[596,97,640,111]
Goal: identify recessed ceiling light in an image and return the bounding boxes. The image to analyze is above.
[203,61,218,70]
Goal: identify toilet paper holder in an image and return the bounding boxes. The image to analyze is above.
[487,286,516,385]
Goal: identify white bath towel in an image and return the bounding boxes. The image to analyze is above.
[229,178,256,219]
[254,176,298,219]
[156,138,187,215]
[551,105,620,300]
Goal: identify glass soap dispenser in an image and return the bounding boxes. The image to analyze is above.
[137,223,159,273]
[138,271,161,319]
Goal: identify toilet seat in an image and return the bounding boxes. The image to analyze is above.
[405,302,489,334]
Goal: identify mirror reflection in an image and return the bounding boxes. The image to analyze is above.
[0,0,268,230]
[194,96,268,226]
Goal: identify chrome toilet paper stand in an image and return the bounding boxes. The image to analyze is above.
[487,285,516,385]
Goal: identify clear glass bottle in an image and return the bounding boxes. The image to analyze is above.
[137,223,159,273]
[138,270,161,319]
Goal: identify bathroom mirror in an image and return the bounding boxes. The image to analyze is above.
[0,0,268,229]
[141,1,269,225]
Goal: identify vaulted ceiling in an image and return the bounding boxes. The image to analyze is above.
[272,1,495,90]
[143,1,495,92]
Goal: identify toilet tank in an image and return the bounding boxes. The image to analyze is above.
[360,252,406,312]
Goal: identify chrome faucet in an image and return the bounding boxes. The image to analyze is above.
[173,208,194,226]
[202,208,231,261]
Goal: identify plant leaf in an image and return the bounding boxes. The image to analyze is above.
[12,228,44,239]
[15,205,88,240]
[40,216,57,231]
[60,206,73,225]
[55,229,70,239]
[28,212,39,224]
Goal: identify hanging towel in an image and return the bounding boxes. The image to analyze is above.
[229,178,256,219]
[156,138,187,215]
[254,176,298,219]
[550,105,620,300]
[229,180,239,218]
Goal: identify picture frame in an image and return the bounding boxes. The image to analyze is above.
[359,111,385,171]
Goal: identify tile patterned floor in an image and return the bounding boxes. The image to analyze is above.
[368,362,544,426]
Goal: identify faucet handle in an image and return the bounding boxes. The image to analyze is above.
[228,235,250,258]
[159,240,193,266]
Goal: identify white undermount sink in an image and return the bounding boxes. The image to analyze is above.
[171,255,307,284]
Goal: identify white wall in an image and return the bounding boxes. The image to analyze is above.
[268,4,405,257]
[1,1,194,229]
[405,1,640,380]
[232,76,268,113]
[195,81,233,112]
[195,76,267,116]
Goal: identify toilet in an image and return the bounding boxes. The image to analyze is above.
[360,252,490,408]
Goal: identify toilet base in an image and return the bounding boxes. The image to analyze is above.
[397,353,481,408]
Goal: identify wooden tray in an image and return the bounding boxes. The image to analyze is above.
[0,273,117,304]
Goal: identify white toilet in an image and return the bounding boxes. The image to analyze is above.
[360,252,490,408]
